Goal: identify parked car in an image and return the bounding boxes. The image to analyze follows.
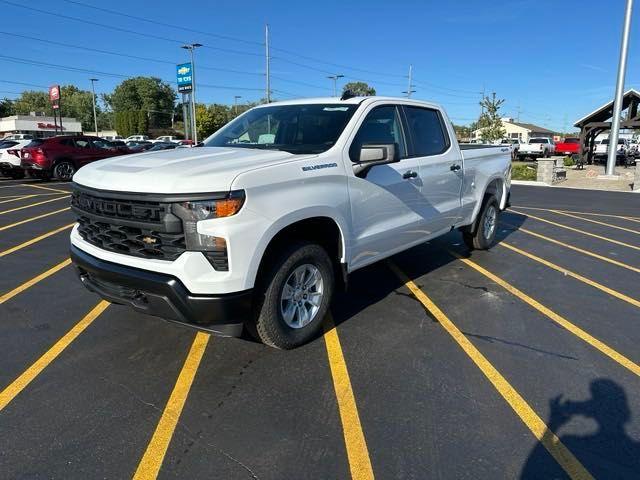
[102,135,124,141]
[152,136,182,144]
[125,140,154,152]
[147,142,179,151]
[3,134,34,141]
[70,96,511,349]
[555,137,581,156]
[0,139,31,178]
[594,138,631,165]
[20,135,129,181]
[125,135,149,142]
[517,138,555,159]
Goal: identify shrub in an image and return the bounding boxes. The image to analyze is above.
[512,164,537,181]
[563,156,575,167]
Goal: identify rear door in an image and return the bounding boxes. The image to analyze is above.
[402,105,463,233]
[72,138,97,166]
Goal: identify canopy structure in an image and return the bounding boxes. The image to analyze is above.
[574,89,640,163]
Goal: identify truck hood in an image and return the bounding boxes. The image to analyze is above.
[72,147,301,193]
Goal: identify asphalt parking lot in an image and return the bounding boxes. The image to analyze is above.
[0,179,639,479]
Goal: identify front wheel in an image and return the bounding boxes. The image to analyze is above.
[463,196,500,250]
[252,242,334,349]
[53,161,76,181]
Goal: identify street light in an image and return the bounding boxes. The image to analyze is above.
[89,78,99,137]
[327,74,344,97]
[233,95,242,115]
[181,43,203,144]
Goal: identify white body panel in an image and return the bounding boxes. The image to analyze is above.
[0,140,30,166]
[519,138,555,156]
[71,96,511,295]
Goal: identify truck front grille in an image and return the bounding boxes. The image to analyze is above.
[77,215,186,261]
[72,190,166,224]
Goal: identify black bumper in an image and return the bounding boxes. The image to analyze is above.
[0,162,21,172]
[71,245,252,337]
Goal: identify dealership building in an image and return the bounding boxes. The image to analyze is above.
[0,114,83,139]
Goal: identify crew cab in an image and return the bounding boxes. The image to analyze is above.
[517,138,555,159]
[0,139,31,179]
[70,96,511,349]
[20,135,130,181]
[555,137,581,156]
[594,138,631,165]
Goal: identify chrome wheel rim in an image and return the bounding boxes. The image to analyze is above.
[484,205,497,239]
[280,264,324,329]
[55,163,74,180]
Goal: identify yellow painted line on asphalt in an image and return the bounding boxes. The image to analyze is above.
[502,223,640,274]
[0,258,72,304]
[0,300,109,412]
[21,183,70,194]
[451,252,640,377]
[0,195,70,215]
[133,331,210,480]
[0,194,38,205]
[0,207,71,232]
[510,209,640,252]
[387,261,593,480]
[499,242,640,309]
[514,205,640,222]
[0,223,74,258]
[549,209,640,236]
[323,314,374,480]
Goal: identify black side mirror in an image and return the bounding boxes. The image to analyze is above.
[353,143,399,176]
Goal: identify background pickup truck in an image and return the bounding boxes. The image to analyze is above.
[517,138,555,159]
[555,137,581,156]
[594,138,631,165]
[70,96,511,349]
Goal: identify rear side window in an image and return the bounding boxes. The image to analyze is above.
[403,106,449,156]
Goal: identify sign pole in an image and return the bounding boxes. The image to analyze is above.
[53,108,58,136]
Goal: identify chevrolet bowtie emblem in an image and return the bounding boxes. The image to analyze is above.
[142,236,157,245]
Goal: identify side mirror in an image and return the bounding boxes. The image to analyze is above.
[353,143,398,176]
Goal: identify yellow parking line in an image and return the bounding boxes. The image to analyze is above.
[0,300,109,412]
[133,332,210,480]
[514,205,640,222]
[510,209,640,252]
[0,223,74,257]
[451,252,640,377]
[503,223,640,274]
[0,194,38,205]
[0,207,71,232]
[0,195,70,216]
[0,258,72,304]
[549,210,640,236]
[499,242,640,309]
[21,183,70,194]
[387,261,593,480]
[324,314,374,480]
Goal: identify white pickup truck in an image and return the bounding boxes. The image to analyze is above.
[517,137,555,159]
[70,96,511,349]
[594,138,630,164]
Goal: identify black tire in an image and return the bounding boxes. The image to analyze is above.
[252,241,334,349]
[10,170,25,179]
[53,160,76,181]
[463,195,500,250]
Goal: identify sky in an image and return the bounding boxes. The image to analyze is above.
[1,0,638,132]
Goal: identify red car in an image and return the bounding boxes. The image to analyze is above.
[555,137,581,156]
[20,136,130,181]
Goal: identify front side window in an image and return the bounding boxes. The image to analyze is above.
[349,105,406,161]
[74,139,93,149]
[205,103,358,154]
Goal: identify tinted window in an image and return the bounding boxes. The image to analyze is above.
[404,106,449,156]
[59,138,75,147]
[349,105,406,161]
[0,141,18,148]
[530,139,548,144]
[25,139,45,148]
[75,139,93,149]
[565,138,579,144]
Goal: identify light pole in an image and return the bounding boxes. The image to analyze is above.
[181,43,203,144]
[606,0,634,177]
[89,78,99,137]
[327,74,344,97]
[234,95,242,115]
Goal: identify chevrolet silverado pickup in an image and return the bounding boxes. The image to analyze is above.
[517,138,555,159]
[70,96,511,349]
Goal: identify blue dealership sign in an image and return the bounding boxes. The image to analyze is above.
[176,63,193,92]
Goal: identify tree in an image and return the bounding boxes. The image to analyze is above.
[11,90,50,116]
[107,77,176,129]
[195,103,231,139]
[342,82,376,96]
[476,92,506,142]
[453,124,473,141]
[0,98,14,117]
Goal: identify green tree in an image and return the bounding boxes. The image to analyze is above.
[0,98,14,117]
[476,92,506,142]
[107,77,176,129]
[11,90,50,115]
[342,82,376,96]
[195,103,231,139]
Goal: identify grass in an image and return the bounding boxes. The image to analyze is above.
[512,163,537,181]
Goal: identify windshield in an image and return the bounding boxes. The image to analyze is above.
[529,139,548,144]
[204,103,358,154]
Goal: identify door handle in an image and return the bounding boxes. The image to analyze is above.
[402,170,418,179]
[450,163,462,172]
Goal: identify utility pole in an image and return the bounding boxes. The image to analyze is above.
[402,64,415,98]
[327,74,344,97]
[480,84,486,115]
[234,95,242,115]
[606,0,633,177]
[181,43,203,144]
[265,24,271,103]
[89,78,99,137]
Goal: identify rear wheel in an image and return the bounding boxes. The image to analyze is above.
[53,161,76,181]
[252,242,334,349]
[463,196,499,250]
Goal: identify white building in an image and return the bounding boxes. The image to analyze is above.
[0,114,83,139]
[473,118,555,143]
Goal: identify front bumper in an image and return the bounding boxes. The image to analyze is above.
[71,244,252,337]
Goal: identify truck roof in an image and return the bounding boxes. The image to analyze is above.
[256,96,444,110]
